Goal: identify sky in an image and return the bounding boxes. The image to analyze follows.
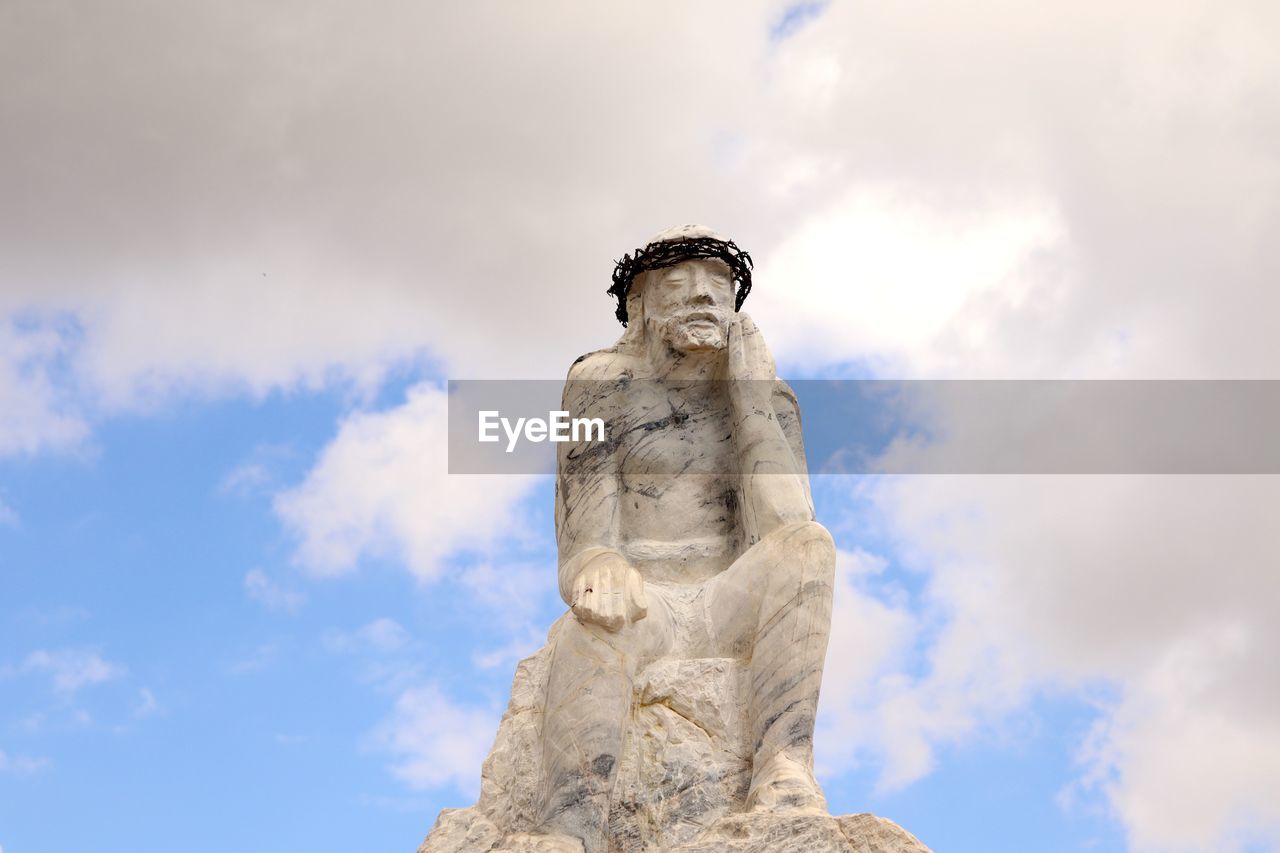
[2,1,1279,851]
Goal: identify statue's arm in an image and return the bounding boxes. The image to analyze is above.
[553,361,623,606]
[729,317,815,545]
[773,378,815,513]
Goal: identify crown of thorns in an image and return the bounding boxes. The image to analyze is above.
[608,236,754,326]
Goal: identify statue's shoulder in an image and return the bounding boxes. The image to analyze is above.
[565,346,643,383]
[771,378,806,443]
[773,377,801,412]
[563,348,641,423]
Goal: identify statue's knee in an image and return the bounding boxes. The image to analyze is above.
[769,521,835,566]
[743,522,835,602]
[799,520,835,555]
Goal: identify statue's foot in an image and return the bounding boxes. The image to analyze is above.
[498,830,585,853]
[745,752,829,816]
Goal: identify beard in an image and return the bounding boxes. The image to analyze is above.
[653,311,728,353]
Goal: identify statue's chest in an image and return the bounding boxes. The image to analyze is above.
[613,388,734,476]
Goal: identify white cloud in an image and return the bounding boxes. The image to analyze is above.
[275,383,539,581]
[219,444,296,496]
[0,497,16,528]
[323,623,504,796]
[220,463,270,497]
[320,617,431,697]
[324,618,411,655]
[832,474,1280,850]
[459,561,548,618]
[0,0,1272,422]
[22,648,125,694]
[226,642,280,675]
[370,684,498,797]
[470,628,548,672]
[243,568,306,613]
[133,687,160,719]
[752,0,1279,382]
[0,748,51,775]
[0,318,89,456]
[816,547,918,782]
[758,188,1066,375]
[0,0,788,422]
[1074,623,1280,852]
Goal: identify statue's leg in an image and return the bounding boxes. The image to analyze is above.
[707,520,836,814]
[533,591,674,852]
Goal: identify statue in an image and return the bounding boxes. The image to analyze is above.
[420,226,930,853]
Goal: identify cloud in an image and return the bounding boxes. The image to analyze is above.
[324,618,511,793]
[13,604,89,628]
[2,0,1277,847]
[0,317,89,455]
[320,616,436,698]
[757,188,1066,375]
[220,463,270,497]
[226,642,280,675]
[458,561,549,621]
[0,0,1270,462]
[22,648,125,694]
[0,748,52,775]
[275,383,539,581]
[0,0,790,422]
[816,547,918,782]
[369,684,498,797]
[324,618,411,655]
[219,444,297,497]
[1074,623,1280,852]
[243,568,306,613]
[762,0,1277,382]
[0,497,16,528]
[133,687,160,719]
[831,474,1280,849]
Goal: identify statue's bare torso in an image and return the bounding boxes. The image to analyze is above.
[559,348,806,587]
[615,380,739,583]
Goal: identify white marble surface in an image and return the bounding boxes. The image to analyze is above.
[420,228,930,852]
[419,622,930,852]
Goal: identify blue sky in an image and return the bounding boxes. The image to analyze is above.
[2,2,1279,852]
[0,378,1127,853]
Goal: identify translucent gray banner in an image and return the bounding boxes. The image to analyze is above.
[447,380,1280,475]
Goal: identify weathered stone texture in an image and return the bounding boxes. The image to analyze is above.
[419,627,930,853]
[420,227,930,853]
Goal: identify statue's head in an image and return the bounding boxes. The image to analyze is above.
[608,225,753,354]
[639,258,735,353]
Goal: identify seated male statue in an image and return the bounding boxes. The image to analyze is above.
[517,225,837,852]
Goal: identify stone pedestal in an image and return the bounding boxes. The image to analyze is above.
[418,617,930,853]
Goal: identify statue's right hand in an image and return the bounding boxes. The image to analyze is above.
[571,552,648,632]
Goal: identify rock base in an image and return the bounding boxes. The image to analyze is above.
[680,813,930,852]
[418,615,931,852]
[421,809,929,852]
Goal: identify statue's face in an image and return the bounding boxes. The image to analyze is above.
[641,259,735,353]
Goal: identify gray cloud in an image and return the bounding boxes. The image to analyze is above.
[3,1,1279,847]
